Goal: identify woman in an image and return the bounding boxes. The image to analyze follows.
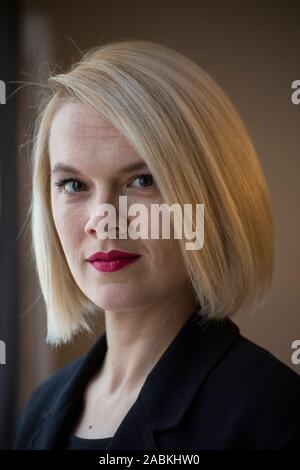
[15,40,299,450]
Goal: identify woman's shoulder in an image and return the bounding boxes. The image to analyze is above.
[228,332,300,384]
[213,331,300,418]
[14,356,84,447]
[189,329,300,448]
[26,356,83,407]
[197,317,299,393]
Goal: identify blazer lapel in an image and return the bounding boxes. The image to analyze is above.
[106,313,240,449]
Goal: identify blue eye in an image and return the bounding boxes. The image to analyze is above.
[54,174,157,194]
[54,178,87,193]
[128,174,156,189]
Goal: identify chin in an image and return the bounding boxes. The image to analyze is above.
[88,289,139,312]
[102,300,149,314]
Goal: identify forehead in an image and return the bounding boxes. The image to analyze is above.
[48,99,135,169]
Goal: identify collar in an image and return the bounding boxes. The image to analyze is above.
[33,310,240,449]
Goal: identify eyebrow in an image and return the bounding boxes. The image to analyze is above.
[51,160,149,175]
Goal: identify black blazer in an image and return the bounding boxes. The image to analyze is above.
[15,312,300,450]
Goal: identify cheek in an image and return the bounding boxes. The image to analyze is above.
[148,244,189,295]
[147,237,186,277]
[51,202,82,256]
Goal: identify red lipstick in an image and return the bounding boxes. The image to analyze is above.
[86,250,141,273]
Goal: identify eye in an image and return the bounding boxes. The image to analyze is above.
[128,174,156,189]
[54,178,87,194]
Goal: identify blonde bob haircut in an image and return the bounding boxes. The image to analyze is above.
[30,39,274,345]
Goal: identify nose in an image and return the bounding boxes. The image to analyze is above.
[84,211,107,237]
[84,194,128,239]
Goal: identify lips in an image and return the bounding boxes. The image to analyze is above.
[86,249,140,262]
[86,250,141,273]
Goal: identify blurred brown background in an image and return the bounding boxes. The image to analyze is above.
[17,0,300,410]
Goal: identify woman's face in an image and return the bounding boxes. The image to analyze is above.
[49,99,194,313]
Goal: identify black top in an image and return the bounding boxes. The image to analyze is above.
[15,310,300,450]
[66,434,113,450]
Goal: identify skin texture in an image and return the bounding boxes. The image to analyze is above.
[49,98,198,438]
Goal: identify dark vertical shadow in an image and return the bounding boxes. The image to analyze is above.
[0,0,20,450]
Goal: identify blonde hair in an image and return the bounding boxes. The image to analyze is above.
[30,39,274,345]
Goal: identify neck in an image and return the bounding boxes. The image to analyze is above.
[99,293,199,394]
